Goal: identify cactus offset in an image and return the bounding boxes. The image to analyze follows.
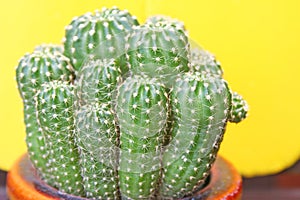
[229,92,248,123]
[15,7,249,200]
[16,45,74,183]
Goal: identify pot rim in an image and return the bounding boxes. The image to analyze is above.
[7,154,242,200]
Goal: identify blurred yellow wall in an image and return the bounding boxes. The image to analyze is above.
[1,0,299,177]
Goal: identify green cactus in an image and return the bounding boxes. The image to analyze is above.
[115,75,169,199]
[190,48,223,78]
[75,58,122,106]
[75,102,119,199]
[74,58,122,198]
[63,7,139,72]
[161,73,231,198]
[15,45,74,182]
[229,92,248,123]
[35,81,84,196]
[34,44,64,54]
[125,20,190,86]
[16,7,249,200]
[145,15,186,30]
[16,48,74,100]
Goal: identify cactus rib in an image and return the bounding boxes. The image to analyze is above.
[161,73,231,198]
[75,102,119,199]
[63,7,139,71]
[116,76,169,199]
[15,46,74,183]
[35,81,84,195]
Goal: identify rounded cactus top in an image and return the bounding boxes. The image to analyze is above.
[115,75,169,138]
[16,47,75,101]
[190,48,223,78]
[67,7,139,32]
[229,92,249,123]
[125,21,190,87]
[75,58,122,106]
[34,44,64,54]
[146,15,186,31]
[63,7,140,71]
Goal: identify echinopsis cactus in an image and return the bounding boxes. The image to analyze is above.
[63,6,139,73]
[16,46,75,184]
[161,73,231,197]
[116,76,169,199]
[35,81,84,195]
[125,19,190,87]
[16,7,248,200]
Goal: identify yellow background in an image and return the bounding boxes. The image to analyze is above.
[1,0,299,177]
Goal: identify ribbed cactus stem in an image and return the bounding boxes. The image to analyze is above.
[116,76,169,199]
[229,92,248,123]
[125,21,190,86]
[35,81,84,196]
[75,102,119,199]
[161,73,231,198]
[22,103,50,180]
[15,47,74,183]
[75,58,122,106]
[63,7,139,71]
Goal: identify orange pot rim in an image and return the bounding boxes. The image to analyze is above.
[7,154,242,200]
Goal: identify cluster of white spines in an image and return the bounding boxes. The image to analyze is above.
[191,48,223,78]
[161,73,231,197]
[35,81,84,195]
[124,20,190,88]
[15,47,75,184]
[63,7,139,70]
[146,15,186,31]
[15,6,249,200]
[115,76,169,199]
[75,58,122,106]
[229,91,249,123]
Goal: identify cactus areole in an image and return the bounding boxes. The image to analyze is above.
[15,7,248,200]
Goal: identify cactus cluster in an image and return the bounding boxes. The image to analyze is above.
[16,7,248,200]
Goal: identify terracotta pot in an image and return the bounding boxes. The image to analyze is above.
[6,154,242,200]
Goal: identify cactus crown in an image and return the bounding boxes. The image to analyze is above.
[125,20,190,88]
[63,7,139,71]
[190,48,223,78]
[16,7,248,200]
[75,58,122,106]
[145,15,186,30]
